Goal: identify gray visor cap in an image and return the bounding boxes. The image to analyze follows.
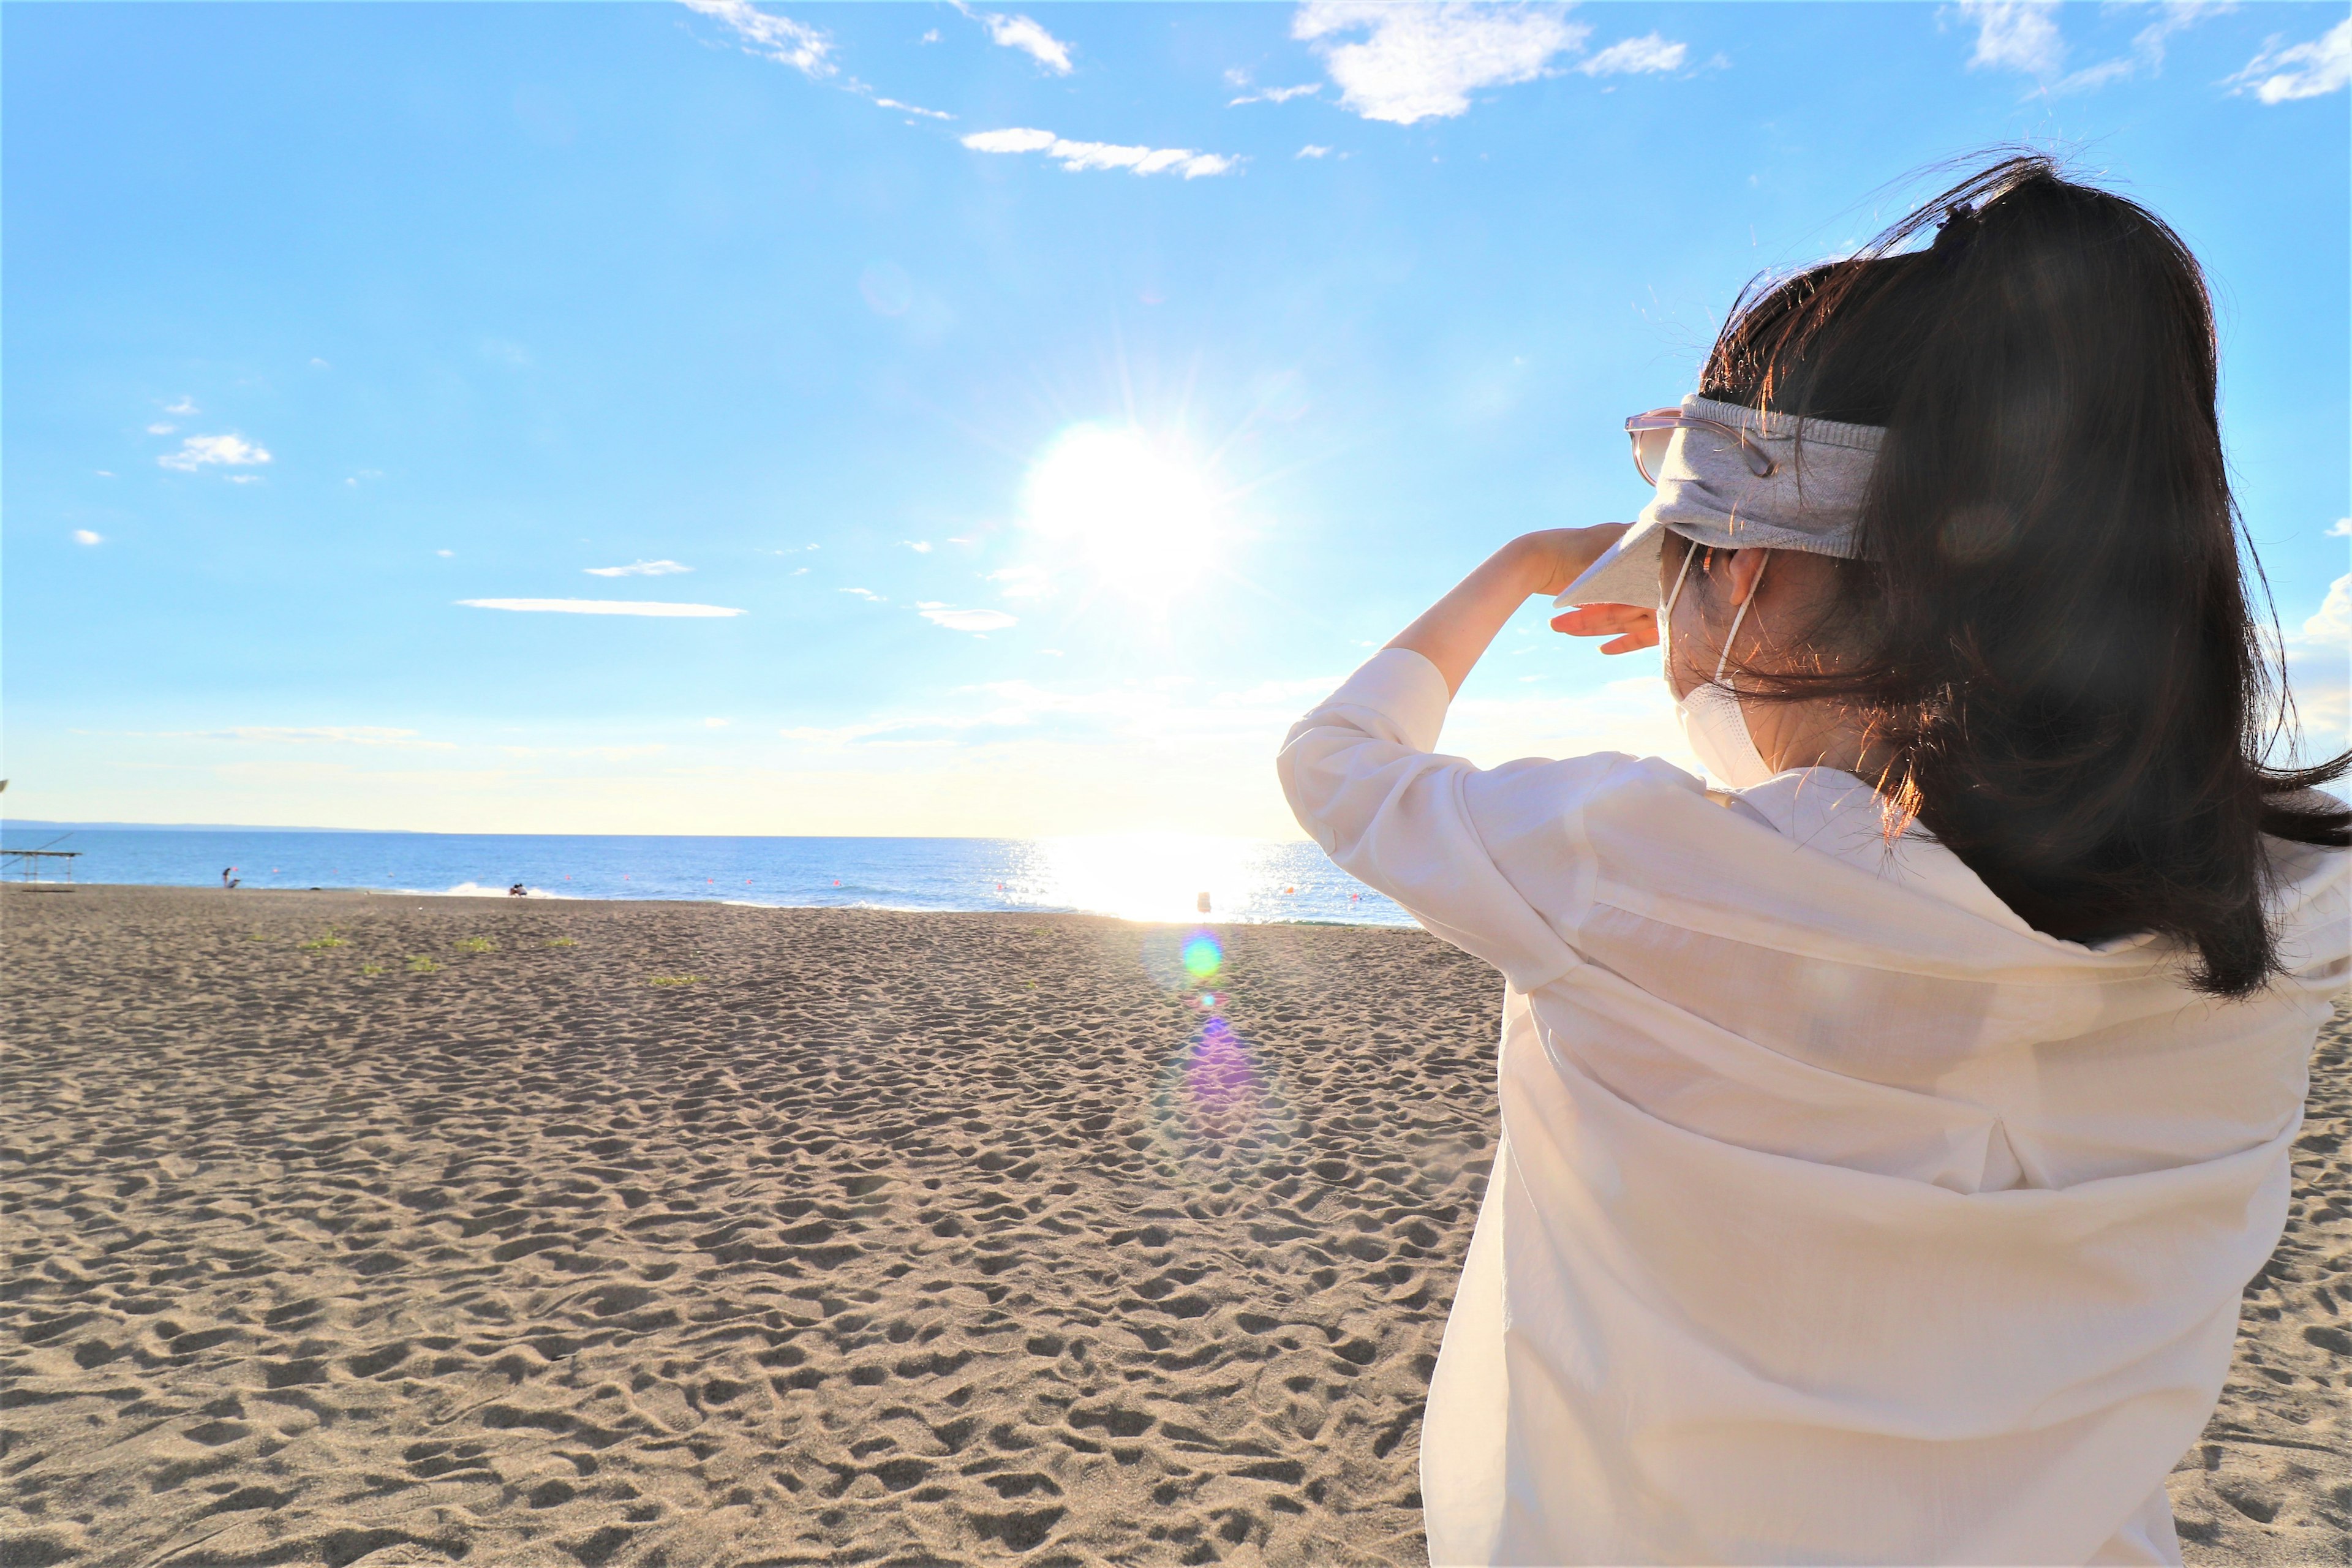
[1555,394,1887,609]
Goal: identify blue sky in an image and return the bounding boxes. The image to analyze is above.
[6,1,2346,837]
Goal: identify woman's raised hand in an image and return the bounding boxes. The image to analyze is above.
[1550,601,1659,655]
[1385,526,1640,697]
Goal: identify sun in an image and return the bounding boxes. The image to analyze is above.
[1020,424,1224,594]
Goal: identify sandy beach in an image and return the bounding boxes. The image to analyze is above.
[2,886,2344,1567]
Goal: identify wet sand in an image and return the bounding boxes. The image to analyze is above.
[1,887,2343,1566]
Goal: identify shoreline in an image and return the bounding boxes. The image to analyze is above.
[15,881,1414,927]
[3,887,2342,1565]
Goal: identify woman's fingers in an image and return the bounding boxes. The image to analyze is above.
[1549,603,1658,651]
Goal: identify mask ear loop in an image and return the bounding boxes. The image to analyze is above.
[1662,535,1698,617]
[1711,551,1769,687]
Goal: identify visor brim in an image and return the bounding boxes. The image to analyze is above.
[1553,514,1674,609]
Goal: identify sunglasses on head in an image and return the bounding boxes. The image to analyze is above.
[1626,408,1779,486]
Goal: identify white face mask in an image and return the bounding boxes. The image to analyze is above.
[1660,543,1777,790]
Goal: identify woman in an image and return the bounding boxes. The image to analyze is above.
[1278,157,2348,1566]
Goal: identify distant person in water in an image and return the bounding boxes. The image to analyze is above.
[508,883,527,897]
[220,867,238,889]
[1280,156,2350,1565]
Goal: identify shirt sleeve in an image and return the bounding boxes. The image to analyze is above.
[1276,647,1610,991]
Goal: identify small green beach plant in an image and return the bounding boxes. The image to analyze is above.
[405,955,440,974]
[360,962,388,976]
[543,937,577,948]
[453,937,496,954]
[647,974,702,987]
[298,933,346,951]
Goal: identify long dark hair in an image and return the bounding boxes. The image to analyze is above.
[1696,154,2347,998]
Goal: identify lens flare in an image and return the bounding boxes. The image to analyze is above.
[1182,932,1223,979]
[1144,1015,1299,1170]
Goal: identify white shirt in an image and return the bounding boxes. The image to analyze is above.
[1277,649,2350,1567]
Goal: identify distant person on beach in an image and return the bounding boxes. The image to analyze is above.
[508,883,527,897]
[1280,157,2350,1566]
[220,867,238,889]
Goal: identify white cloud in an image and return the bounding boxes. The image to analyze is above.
[2228,17,2352,103]
[876,97,954,119]
[704,717,732,728]
[1297,143,1333,158]
[2282,573,2351,762]
[2298,573,2352,649]
[310,356,331,368]
[840,587,886,601]
[437,549,454,558]
[94,470,115,479]
[226,475,263,486]
[72,529,104,546]
[902,540,933,552]
[1577,32,1687,77]
[790,565,811,576]
[584,559,692,577]
[2327,518,2351,538]
[921,605,1019,632]
[458,598,746,617]
[962,127,1058,153]
[678,0,834,77]
[969,9,1074,74]
[164,396,197,415]
[159,433,271,472]
[1959,1,2065,77]
[146,421,175,435]
[1291,1,1590,125]
[961,127,1242,178]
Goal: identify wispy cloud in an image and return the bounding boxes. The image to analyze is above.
[584,559,693,577]
[961,127,1241,178]
[902,540,933,552]
[146,421,176,435]
[458,598,745,617]
[2228,16,2351,103]
[876,97,954,120]
[2041,1,2236,92]
[919,604,1018,633]
[839,587,886,601]
[1958,0,2065,77]
[164,396,197,415]
[985,564,1054,599]
[1292,1,1591,125]
[72,529,104,546]
[1226,69,1322,105]
[1577,32,1687,77]
[1297,143,1333,159]
[159,433,271,472]
[678,0,833,77]
[957,4,1074,74]
[2327,518,2351,538]
[170,725,456,750]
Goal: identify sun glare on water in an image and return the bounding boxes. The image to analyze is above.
[1022,424,1224,595]
[1015,834,1297,924]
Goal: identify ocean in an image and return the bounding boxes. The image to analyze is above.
[0,826,1412,927]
